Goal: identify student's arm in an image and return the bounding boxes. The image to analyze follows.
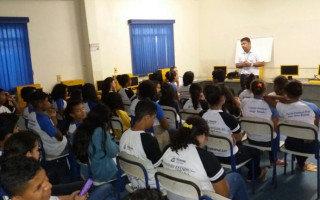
[38,115,63,141]
[141,133,162,165]
[54,129,64,141]
[7,94,21,114]
[105,131,119,157]
[155,102,169,130]
[263,95,281,108]
[253,61,265,67]
[58,190,88,200]
[212,180,230,198]
[223,113,242,142]
[272,118,279,132]
[315,116,319,127]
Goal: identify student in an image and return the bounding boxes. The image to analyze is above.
[21,86,37,123]
[162,116,249,200]
[82,83,99,113]
[170,66,182,87]
[165,71,178,93]
[120,100,162,189]
[239,73,255,101]
[183,83,208,111]
[102,77,117,93]
[117,74,136,105]
[241,79,285,166]
[264,80,320,171]
[158,82,180,114]
[130,189,163,200]
[212,69,226,84]
[51,83,68,120]
[218,84,241,118]
[178,71,194,100]
[0,113,19,153]
[0,156,88,200]
[69,89,83,102]
[0,88,21,114]
[268,75,288,96]
[28,91,68,157]
[202,85,268,181]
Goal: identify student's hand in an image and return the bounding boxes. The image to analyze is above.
[48,108,57,118]
[6,93,15,102]
[199,92,205,100]
[70,190,88,200]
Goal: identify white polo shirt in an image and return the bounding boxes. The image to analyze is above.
[236,49,263,76]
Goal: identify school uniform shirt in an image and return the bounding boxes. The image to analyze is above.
[119,129,162,189]
[162,144,225,192]
[169,82,178,92]
[236,49,264,76]
[183,98,202,111]
[241,97,279,142]
[178,85,191,99]
[276,100,320,124]
[67,121,82,143]
[118,88,136,105]
[202,110,241,157]
[52,98,67,120]
[28,111,67,156]
[0,105,11,114]
[239,89,253,101]
[83,100,97,113]
[23,105,33,120]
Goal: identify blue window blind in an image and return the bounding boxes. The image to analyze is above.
[129,20,175,76]
[0,17,33,92]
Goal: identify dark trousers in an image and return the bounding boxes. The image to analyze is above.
[248,138,277,164]
[240,74,259,91]
[285,137,315,168]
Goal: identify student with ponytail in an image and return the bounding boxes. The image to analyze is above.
[183,83,208,111]
[161,116,249,200]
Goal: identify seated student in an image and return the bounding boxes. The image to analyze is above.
[28,91,68,157]
[51,83,68,120]
[162,116,249,200]
[218,84,242,118]
[178,71,194,100]
[264,80,320,171]
[0,156,88,200]
[102,92,131,139]
[212,69,226,84]
[21,86,37,124]
[165,71,178,93]
[170,66,182,87]
[202,85,268,181]
[239,74,255,101]
[129,80,169,132]
[120,100,162,189]
[0,88,21,114]
[268,75,288,96]
[241,79,285,166]
[158,82,180,114]
[0,113,19,153]
[183,83,208,111]
[102,77,117,93]
[82,83,99,113]
[117,74,136,105]
[130,189,163,200]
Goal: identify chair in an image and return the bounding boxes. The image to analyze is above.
[206,133,255,193]
[116,151,150,199]
[239,117,283,187]
[161,105,179,129]
[277,120,320,199]
[179,109,200,123]
[123,103,131,114]
[155,167,230,200]
[111,116,124,140]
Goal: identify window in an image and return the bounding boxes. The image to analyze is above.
[0,17,33,92]
[128,20,175,76]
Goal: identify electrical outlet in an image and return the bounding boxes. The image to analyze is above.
[114,67,118,74]
[56,75,61,83]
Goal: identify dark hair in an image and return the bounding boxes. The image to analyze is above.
[3,131,39,159]
[0,88,3,94]
[170,116,209,153]
[102,92,125,115]
[165,71,177,83]
[241,37,251,43]
[245,74,256,89]
[189,83,202,110]
[102,77,115,93]
[20,87,36,103]
[285,79,303,98]
[204,85,223,106]
[65,100,83,122]
[82,83,98,102]
[159,82,176,108]
[219,84,241,117]
[273,75,288,95]
[137,80,156,100]
[0,156,41,198]
[183,71,194,86]
[251,79,266,96]
[0,113,19,141]
[170,66,177,72]
[130,189,163,200]
[149,70,163,84]
[117,74,131,87]
[212,69,226,83]
[73,103,112,163]
[69,89,83,102]
[135,100,157,122]
[51,83,67,101]
[29,91,49,108]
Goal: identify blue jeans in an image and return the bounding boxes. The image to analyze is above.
[225,173,249,200]
[88,183,116,200]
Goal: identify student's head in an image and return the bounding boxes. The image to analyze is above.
[134,100,157,128]
[245,74,256,90]
[171,116,209,152]
[183,71,194,86]
[3,131,40,160]
[165,71,177,83]
[102,77,117,93]
[0,156,52,200]
[273,75,288,96]
[150,70,163,84]
[285,79,303,99]
[82,83,98,102]
[0,113,19,145]
[189,83,202,110]
[170,66,178,76]
[251,79,266,96]
[30,91,51,111]
[21,87,36,104]
[212,69,226,83]
[204,85,225,106]
[51,83,68,101]
[102,92,124,111]
[117,74,131,88]
[130,189,163,200]
[69,89,83,102]
[65,100,86,122]
[153,81,161,95]
[240,37,251,52]
[160,82,175,104]
[137,80,156,100]
[0,88,8,105]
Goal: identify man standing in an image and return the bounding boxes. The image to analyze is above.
[236,37,264,91]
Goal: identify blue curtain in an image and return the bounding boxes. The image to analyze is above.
[129,20,175,76]
[0,17,33,92]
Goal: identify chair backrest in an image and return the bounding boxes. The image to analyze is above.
[161,105,178,129]
[239,117,274,137]
[277,120,318,140]
[116,151,150,188]
[206,132,233,153]
[180,109,200,123]
[155,167,202,200]
[123,104,131,114]
[111,116,124,134]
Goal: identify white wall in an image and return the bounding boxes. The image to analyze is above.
[0,0,85,92]
[199,0,320,79]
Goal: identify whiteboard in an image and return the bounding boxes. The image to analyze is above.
[235,37,273,63]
